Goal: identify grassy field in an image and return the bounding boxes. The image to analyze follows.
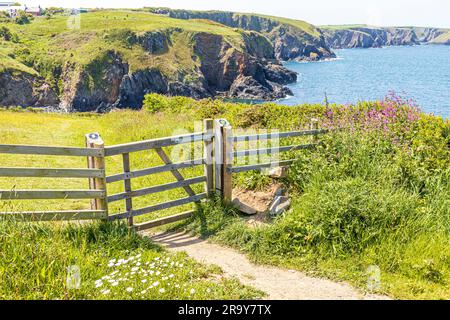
[1,94,449,300]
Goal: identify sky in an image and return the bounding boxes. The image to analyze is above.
[21,0,450,29]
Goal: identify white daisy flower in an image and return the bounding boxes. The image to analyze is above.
[126,287,133,292]
[159,288,165,293]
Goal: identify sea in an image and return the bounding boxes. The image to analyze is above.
[279,45,450,119]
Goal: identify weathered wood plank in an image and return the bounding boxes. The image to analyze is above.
[230,160,295,173]
[233,129,328,142]
[104,132,213,156]
[0,210,107,221]
[0,167,104,178]
[233,144,316,158]
[0,144,103,157]
[122,153,133,226]
[109,193,207,220]
[107,176,207,203]
[105,159,205,183]
[133,211,195,231]
[0,189,105,200]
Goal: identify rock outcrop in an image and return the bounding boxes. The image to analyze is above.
[0,71,59,108]
[57,31,297,112]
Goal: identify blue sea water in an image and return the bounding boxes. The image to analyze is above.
[280,45,450,118]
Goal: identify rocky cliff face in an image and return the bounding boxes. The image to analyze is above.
[152,9,335,61]
[0,71,59,108]
[57,30,297,112]
[322,27,446,49]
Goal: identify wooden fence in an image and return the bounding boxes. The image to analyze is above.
[0,118,326,230]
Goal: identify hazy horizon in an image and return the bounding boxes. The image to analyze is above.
[18,0,450,29]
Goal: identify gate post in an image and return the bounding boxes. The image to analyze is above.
[213,119,228,194]
[204,119,214,197]
[85,133,108,218]
[222,125,234,203]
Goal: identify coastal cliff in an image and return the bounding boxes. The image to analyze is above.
[149,8,336,62]
[321,26,449,49]
[0,11,297,112]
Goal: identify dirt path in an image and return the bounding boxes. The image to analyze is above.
[148,231,390,300]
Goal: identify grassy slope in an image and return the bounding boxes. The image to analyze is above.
[146,7,322,38]
[0,10,244,78]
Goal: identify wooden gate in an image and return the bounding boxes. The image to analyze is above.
[0,118,326,229]
[102,119,214,231]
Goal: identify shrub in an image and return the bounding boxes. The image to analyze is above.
[142,93,169,113]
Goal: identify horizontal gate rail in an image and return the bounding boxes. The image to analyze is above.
[0,144,104,157]
[133,210,195,231]
[109,193,207,220]
[107,176,206,203]
[105,132,213,156]
[0,189,105,200]
[230,160,295,173]
[0,168,104,178]
[106,159,205,183]
[233,144,315,158]
[233,129,328,142]
[0,210,107,221]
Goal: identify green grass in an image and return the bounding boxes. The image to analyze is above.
[0,218,263,299]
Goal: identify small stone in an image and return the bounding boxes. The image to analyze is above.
[269,196,283,213]
[232,198,257,215]
[274,199,291,215]
[274,186,285,197]
[269,167,288,178]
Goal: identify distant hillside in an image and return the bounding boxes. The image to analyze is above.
[147,8,335,61]
[320,25,450,48]
[0,10,297,111]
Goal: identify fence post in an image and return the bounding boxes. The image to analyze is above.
[85,133,108,218]
[204,119,214,197]
[310,118,319,144]
[222,125,233,203]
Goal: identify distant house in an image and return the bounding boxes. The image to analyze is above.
[25,5,41,16]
